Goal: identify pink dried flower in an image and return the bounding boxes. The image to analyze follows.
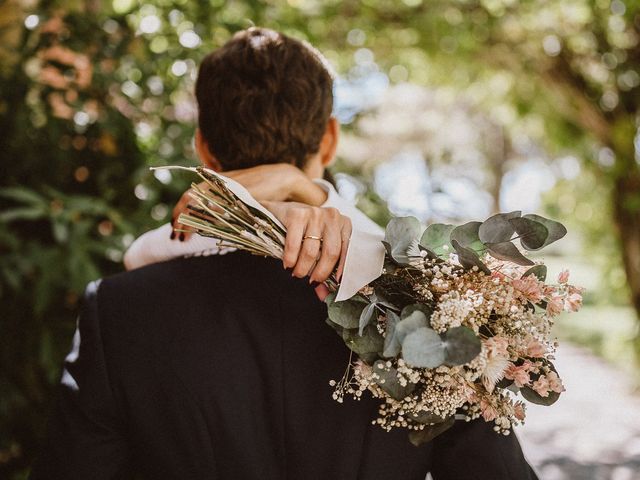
[526,339,547,358]
[512,275,545,303]
[531,376,550,397]
[557,270,570,284]
[491,270,506,280]
[513,402,526,421]
[546,371,565,394]
[485,336,510,358]
[568,285,585,295]
[505,361,532,388]
[546,295,564,316]
[564,293,583,312]
[480,398,498,422]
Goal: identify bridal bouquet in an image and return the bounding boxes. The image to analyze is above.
[169,166,583,445]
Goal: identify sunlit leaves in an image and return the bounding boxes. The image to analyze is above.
[420,223,454,255]
[382,216,422,265]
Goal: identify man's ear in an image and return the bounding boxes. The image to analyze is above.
[195,128,222,171]
[319,117,339,167]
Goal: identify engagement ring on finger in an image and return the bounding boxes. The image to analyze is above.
[303,235,323,242]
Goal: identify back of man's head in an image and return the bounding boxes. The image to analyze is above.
[195,27,334,171]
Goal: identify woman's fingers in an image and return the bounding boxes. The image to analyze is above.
[292,212,323,279]
[335,218,352,282]
[262,201,352,285]
[281,209,306,269]
[314,283,331,301]
[172,189,196,241]
[309,208,342,283]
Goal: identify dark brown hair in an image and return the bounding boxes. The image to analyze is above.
[195,27,334,171]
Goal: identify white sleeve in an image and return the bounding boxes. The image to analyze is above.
[313,179,386,301]
[123,223,222,271]
[313,179,385,236]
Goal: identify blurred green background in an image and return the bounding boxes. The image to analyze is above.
[1,0,640,478]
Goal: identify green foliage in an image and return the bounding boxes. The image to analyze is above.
[408,416,456,447]
[328,290,482,370]
[357,290,395,335]
[441,327,482,367]
[450,222,483,252]
[382,216,421,265]
[326,293,367,329]
[451,239,491,274]
[401,327,446,369]
[341,326,385,364]
[384,212,566,274]
[485,241,534,267]
[372,360,416,400]
[420,223,454,256]
[523,265,548,282]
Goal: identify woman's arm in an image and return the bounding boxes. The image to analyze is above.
[123,164,382,278]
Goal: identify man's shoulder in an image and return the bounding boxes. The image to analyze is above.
[86,252,325,358]
[101,251,277,292]
[94,251,319,315]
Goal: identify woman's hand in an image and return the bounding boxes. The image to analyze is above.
[171,164,327,241]
[262,201,351,286]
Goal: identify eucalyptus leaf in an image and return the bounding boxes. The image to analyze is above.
[486,241,535,266]
[520,386,561,406]
[401,327,445,368]
[451,240,491,274]
[420,223,454,255]
[383,310,402,358]
[371,289,397,309]
[507,383,521,394]
[408,416,456,446]
[450,221,483,251]
[478,211,521,244]
[411,410,448,425]
[383,216,422,264]
[325,293,365,329]
[509,217,549,250]
[441,326,482,365]
[417,245,439,260]
[372,360,417,400]
[496,377,514,389]
[400,303,433,320]
[358,303,377,336]
[522,214,567,249]
[325,317,345,335]
[522,265,547,282]
[395,310,429,344]
[342,324,384,358]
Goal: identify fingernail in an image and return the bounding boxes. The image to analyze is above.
[179,233,185,242]
[170,232,176,240]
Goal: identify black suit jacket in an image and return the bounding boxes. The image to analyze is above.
[31,252,538,480]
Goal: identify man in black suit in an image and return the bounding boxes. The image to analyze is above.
[31,27,538,479]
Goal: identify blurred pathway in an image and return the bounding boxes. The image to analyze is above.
[518,344,640,480]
